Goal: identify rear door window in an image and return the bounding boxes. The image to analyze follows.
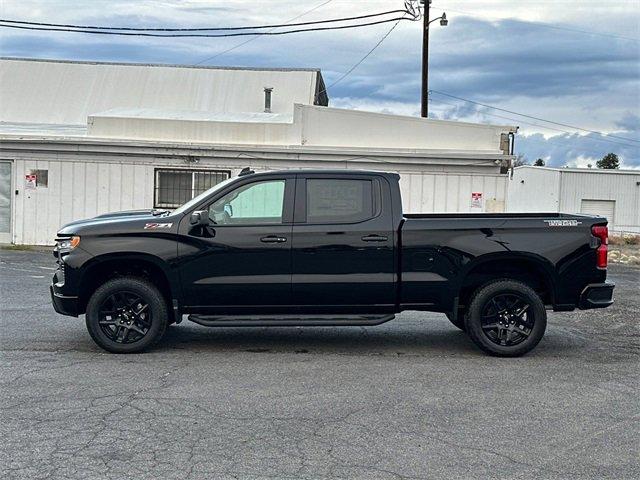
[306,179,374,224]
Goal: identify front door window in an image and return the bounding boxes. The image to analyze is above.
[208,180,285,225]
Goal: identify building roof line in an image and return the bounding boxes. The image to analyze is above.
[0,56,322,73]
[0,133,508,160]
[514,165,640,174]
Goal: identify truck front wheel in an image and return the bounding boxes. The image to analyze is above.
[464,279,547,357]
[85,277,168,353]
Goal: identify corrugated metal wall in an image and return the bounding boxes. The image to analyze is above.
[508,167,640,233]
[400,172,507,213]
[9,156,509,245]
[559,170,640,233]
[13,159,155,245]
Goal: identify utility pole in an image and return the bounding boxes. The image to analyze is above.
[421,0,430,118]
[419,1,447,118]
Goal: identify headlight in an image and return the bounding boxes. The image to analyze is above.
[57,236,80,250]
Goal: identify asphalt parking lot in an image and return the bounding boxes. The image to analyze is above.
[1,249,638,480]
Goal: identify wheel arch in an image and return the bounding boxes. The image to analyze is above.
[455,252,558,309]
[77,253,179,315]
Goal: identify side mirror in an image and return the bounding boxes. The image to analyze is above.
[190,210,210,226]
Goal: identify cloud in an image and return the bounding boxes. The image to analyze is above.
[0,0,638,167]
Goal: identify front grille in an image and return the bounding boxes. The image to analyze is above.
[54,261,65,286]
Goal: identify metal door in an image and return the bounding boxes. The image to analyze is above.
[581,199,615,229]
[0,162,12,243]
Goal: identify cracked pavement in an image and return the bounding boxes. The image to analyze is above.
[1,250,638,480]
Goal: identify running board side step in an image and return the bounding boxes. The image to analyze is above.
[187,314,395,327]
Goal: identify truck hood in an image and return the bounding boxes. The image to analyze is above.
[57,209,173,235]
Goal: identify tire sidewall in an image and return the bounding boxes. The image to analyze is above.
[86,278,168,353]
[465,280,547,357]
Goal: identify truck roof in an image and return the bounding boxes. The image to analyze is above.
[241,169,400,180]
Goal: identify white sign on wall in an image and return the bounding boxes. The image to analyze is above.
[471,192,483,210]
[25,174,37,190]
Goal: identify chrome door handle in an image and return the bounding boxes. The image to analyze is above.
[260,236,287,243]
[361,234,388,242]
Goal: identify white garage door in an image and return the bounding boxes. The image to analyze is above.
[581,199,615,228]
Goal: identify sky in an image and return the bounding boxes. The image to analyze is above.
[1,0,639,167]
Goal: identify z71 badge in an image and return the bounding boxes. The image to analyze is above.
[144,222,173,230]
[544,219,582,227]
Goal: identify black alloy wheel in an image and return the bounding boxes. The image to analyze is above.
[86,277,168,353]
[480,293,534,347]
[98,291,152,344]
[464,279,547,357]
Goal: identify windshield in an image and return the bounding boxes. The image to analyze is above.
[171,176,238,216]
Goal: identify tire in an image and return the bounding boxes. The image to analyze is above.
[445,312,466,331]
[85,277,168,353]
[464,279,547,357]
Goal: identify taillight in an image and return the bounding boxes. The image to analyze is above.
[592,225,608,270]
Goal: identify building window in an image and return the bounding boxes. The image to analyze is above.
[30,169,48,187]
[154,168,230,208]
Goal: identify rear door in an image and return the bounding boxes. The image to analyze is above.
[291,174,395,312]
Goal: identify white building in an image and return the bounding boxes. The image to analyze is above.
[0,57,517,245]
[507,166,640,233]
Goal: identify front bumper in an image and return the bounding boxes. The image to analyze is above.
[579,283,614,309]
[50,285,79,317]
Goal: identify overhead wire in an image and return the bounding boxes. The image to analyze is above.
[194,0,334,65]
[428,97,633,158]
[317,17,405,99]
[0,9,410,32]
[0,15,417,37]
[429,90,640,147]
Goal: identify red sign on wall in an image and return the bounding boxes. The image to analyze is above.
[471,192,483,209]
[25,174,37,190]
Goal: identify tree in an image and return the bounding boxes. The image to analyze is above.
[596,153,620,169]
[512,154,529,167]
[533,158,545,166]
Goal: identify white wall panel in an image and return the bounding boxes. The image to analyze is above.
[508,166,640,233]
[10,153,509,245]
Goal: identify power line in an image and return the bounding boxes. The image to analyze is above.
[317,18,404,99]
[429,97,628,161]
[194,0,334,65]
[0,9,409,32]
[429,89,640,147]
[428,96,637,155]
[433,4,640,42]
[0,15,416,38]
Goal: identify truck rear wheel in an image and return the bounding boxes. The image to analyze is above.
[464,279,546,357]
[85,277,168,353]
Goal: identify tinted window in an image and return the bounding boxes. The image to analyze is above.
[209,180,285,225]
[306,179,373,223]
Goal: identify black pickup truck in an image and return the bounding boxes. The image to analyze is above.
[51,169,614,356]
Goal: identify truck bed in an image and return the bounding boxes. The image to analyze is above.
[403,212,587,220]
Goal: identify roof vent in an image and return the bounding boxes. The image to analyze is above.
[264,87,273,113]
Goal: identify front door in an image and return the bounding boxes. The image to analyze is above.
[291,174,396,313]
[178,177,294,312]
[0,162,12,244]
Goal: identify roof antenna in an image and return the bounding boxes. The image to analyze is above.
[239,167,254,176]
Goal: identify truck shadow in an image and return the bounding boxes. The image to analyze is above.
[156,320,481,356]
[153,317,591,358]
